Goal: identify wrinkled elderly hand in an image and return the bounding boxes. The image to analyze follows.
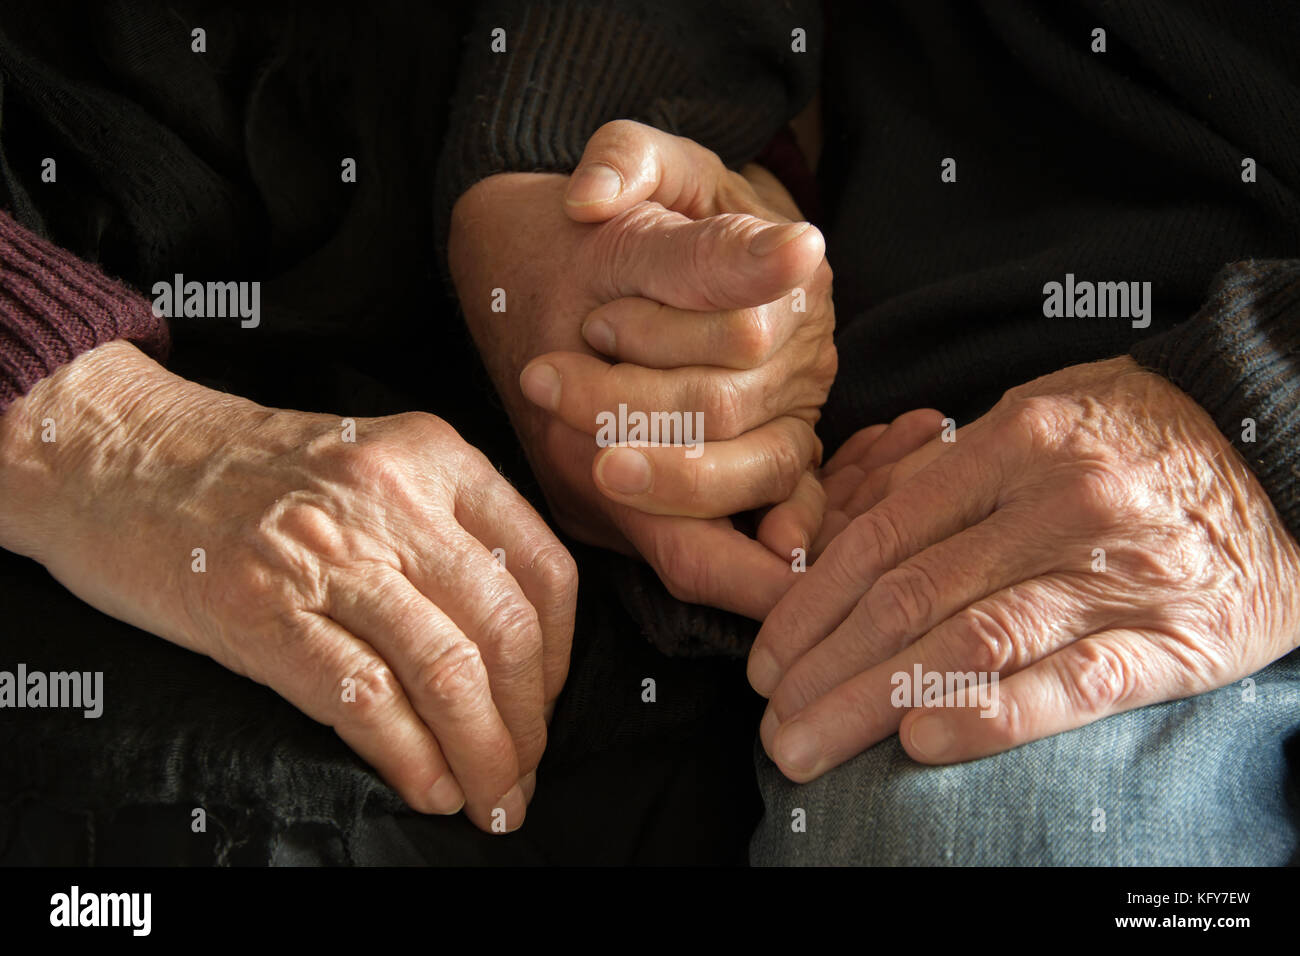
[0,341,577,832]
[449,121,836,618]
[749,356,1300,781]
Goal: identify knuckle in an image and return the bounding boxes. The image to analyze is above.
[1069,641,1135,714]
[768,671,822,724]
[699,211,754,247]
[392,409,449,435]
[514,725,549,774]
[693,213,760,299]
[590,202,675,290]
[591,118,640,146]
[765,431,809,500]
[815,340,838,387]
[346,657,404,726]
[382,411,457,456]
[702,375,750,439]
[530,542,579,607]
[610,199,674,235]
[868,563,939,639]
[844,509,905,573]
[418,640,490,705]
[684,453,719,502]
[802,467,828,506]
[339,439,407,488]
[729,308,774,367]
[996,395,1065,451]
[480,597,545,680]
[1060,464,1128,527]
[957,605,1018,673]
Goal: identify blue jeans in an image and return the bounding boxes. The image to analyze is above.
[750,650,1300,865]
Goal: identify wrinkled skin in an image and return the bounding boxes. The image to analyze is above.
[449,121,836,619]
[0,341,578,832]
[750,357,1300,781]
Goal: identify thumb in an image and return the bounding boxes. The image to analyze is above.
[565,120,764,222]
[589,205,825,311]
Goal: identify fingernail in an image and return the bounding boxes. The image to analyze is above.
[494,784,527,833]
[747,647,782,697]
[519,362,561,411]
[429,775,465,815]
[566,163,623,205]
[520,770,537,803]
[774,720,821,776]
[596,447,652,495]
[581,318,616,355]
[909,715,954,760]
[749,221,811,257]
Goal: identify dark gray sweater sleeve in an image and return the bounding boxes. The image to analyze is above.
[434,0,822,256]
[1131,259,1300,542]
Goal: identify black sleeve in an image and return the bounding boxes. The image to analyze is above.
[1131,259,1300,541]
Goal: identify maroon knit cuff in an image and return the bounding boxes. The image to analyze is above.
[0,210,170,413]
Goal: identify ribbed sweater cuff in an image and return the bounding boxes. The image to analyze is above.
[0,210,170,413]
[434,0,820,276]
[1131,259,1300,541]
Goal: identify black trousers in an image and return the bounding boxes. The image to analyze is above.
[0,536,765,866]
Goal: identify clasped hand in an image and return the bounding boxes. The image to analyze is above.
[449,121,841,620]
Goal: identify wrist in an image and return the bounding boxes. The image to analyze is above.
[0,341,251,559]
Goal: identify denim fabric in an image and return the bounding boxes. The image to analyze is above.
[751,650,1300,865]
